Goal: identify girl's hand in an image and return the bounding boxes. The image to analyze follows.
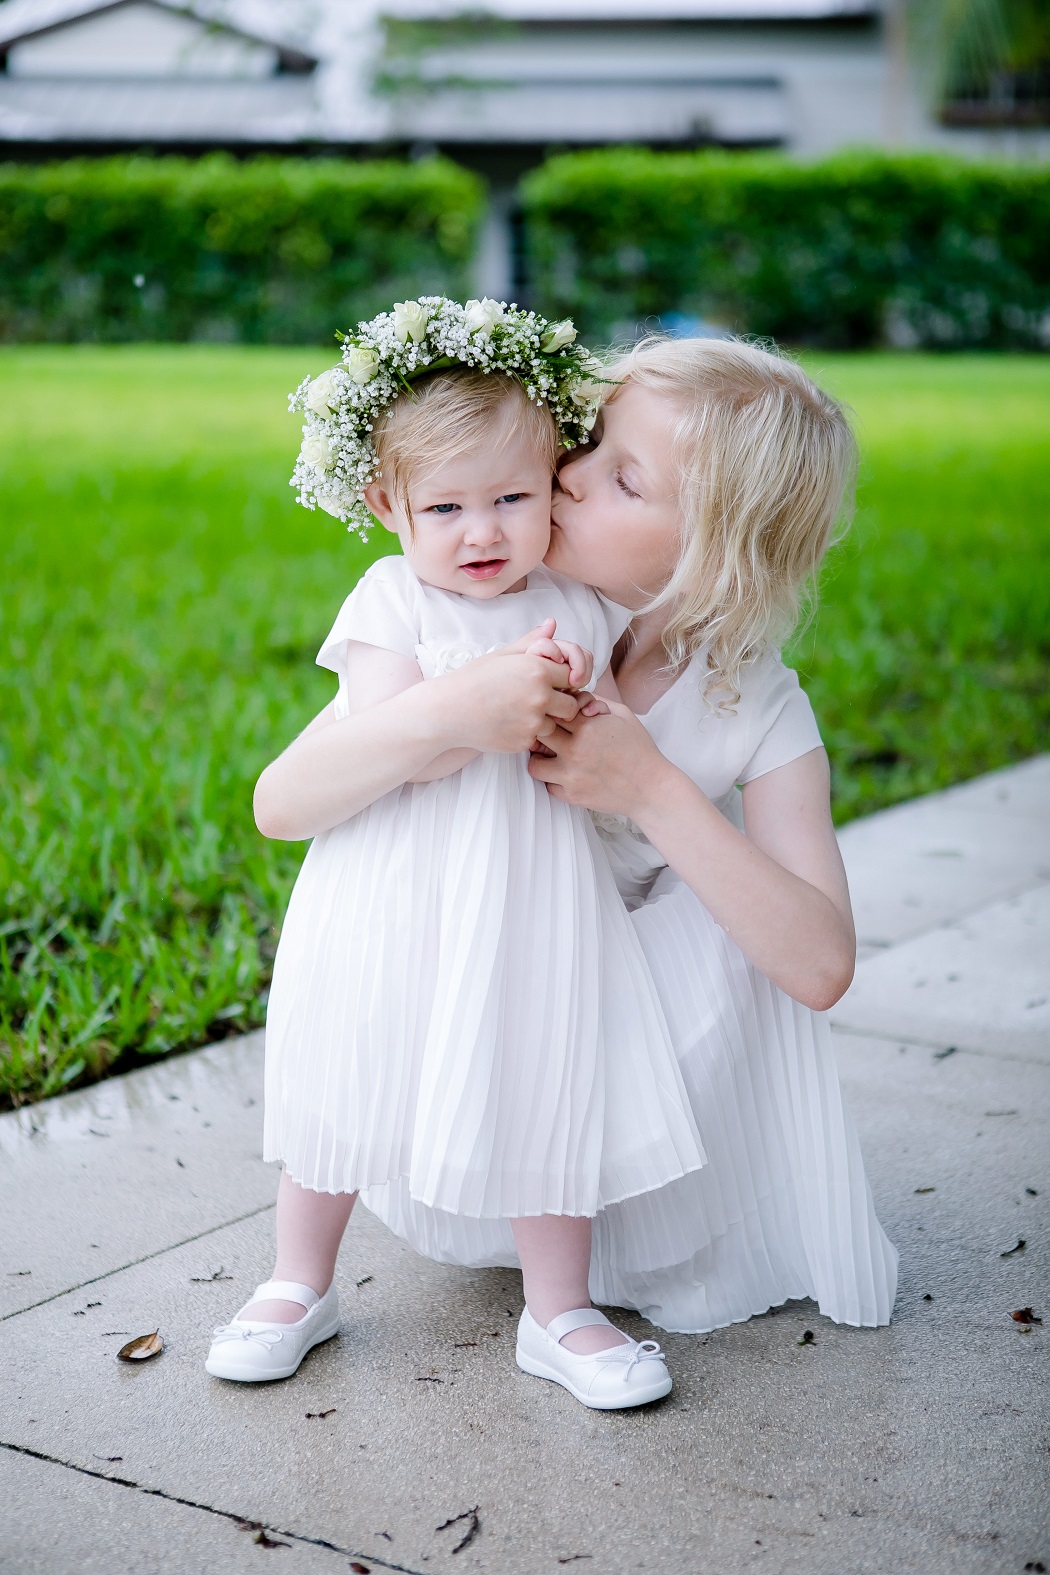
[527,700,670,818]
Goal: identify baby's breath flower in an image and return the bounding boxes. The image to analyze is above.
[289,295,604,537]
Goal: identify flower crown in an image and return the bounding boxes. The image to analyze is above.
[289,296,604,537]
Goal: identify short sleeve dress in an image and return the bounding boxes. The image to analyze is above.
[364,648,899,1337]
[262,557,706,1220]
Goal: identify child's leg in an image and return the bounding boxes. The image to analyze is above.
[241,1170,356,1323]
[511,1214,628,1354]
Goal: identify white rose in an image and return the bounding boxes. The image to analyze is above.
[570,378,603,431]
[392,300,431,344]
[463,297,507,336]
[302,432,336,472]
[570,377,603,408]
[305,369,341,416]
[540,319,576,353]
[344,345,380,385]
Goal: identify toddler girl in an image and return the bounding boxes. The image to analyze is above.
[205,298,704,1407]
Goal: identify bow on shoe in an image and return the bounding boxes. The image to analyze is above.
[210,1324,284,1348]
[621,1340,665,1382]
[590,1337,666,1382]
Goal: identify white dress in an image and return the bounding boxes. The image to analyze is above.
[263,556,706,1218]
[363,650,900,1333]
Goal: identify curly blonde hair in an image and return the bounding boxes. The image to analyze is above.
[607,337,857,706]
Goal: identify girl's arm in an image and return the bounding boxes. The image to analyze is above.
[528,703,855,1012]
[254,622,582,841]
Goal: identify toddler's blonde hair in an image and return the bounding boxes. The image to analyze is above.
[372,367,559,528]
[608,337,857,704]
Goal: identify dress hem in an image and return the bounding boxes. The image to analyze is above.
[613,1289,895,1337]
[265,1150,708,1219]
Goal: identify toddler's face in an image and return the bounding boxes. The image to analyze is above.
[366,423,553,599]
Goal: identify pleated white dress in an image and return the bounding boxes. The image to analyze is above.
[362,650,899,1333]
[263,556,706,1219]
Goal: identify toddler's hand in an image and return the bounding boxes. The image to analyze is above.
[524,635,593,691]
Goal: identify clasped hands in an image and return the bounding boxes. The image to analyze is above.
[445,617,659,818]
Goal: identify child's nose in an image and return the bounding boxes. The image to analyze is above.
[555,453,585,500]
[462,510,503,547]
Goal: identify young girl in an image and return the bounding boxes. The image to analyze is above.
[205,298,704,1408]
[224,333,897,1363]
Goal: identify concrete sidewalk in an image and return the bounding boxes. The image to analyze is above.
[2,758,1047,1575]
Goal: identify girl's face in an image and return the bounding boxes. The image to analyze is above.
[365,421,553,599]
[546,380,682,610]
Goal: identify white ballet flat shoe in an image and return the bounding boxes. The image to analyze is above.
[205,1279,341,1383]
[516,1306,672,1410]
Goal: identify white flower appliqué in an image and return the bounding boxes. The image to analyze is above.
[590,809,640,837]
[427,643,484,676]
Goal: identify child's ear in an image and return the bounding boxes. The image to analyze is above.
[364,482,398,534]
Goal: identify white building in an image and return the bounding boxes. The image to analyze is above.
[0,0,1045,163]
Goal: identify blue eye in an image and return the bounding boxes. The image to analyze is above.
[429,503,459,515]
[498,493,524,504]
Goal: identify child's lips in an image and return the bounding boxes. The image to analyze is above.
[461,559,507,580]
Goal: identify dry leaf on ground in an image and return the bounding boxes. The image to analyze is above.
[116,1331,163,1362]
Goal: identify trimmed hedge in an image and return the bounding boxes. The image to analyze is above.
[521,149,1050,348]
[0,155,484,343]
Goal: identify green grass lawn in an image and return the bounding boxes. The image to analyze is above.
[2,346,1048,1108]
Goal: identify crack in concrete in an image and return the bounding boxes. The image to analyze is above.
[830,1022,1048,1067]
[0,1202,276,1323]
[845,873,1050,957]
[1,1439,430,1574]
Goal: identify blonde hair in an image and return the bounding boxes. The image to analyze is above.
[372,367,559,528]
[608,337,857,705]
